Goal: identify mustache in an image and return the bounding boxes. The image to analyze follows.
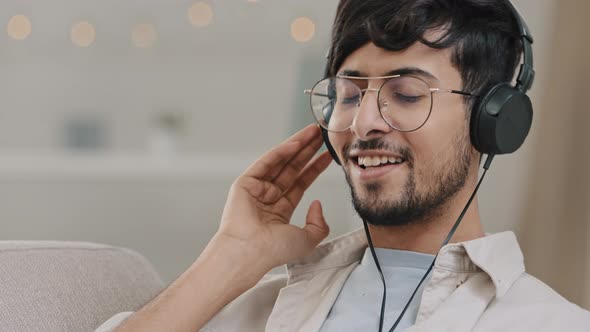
[343,139,414,165]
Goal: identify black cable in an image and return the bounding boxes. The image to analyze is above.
[363,154,495,332]
[362,220,387,332]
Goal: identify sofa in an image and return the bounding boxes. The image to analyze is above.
[0,241,164,331]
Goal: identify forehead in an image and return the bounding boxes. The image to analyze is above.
[337,41,461,88]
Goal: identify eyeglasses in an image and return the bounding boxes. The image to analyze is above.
[304,74,476,133]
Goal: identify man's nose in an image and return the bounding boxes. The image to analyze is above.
[350,88,393,141]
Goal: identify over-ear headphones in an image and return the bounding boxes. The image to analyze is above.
[320,0,534,165]
[470,1,534,155]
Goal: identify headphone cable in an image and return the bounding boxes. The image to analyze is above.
[362,154,495,332]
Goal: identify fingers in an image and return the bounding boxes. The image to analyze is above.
[272,133,324,192]
[302,200,330,248]
[243,125,321,181]
[283,151,333,208]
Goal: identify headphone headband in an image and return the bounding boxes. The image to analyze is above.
[505,0,535,93]
[319,0,535,161]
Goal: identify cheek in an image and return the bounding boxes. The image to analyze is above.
[328,132,345,161]
[327,131,349,162]
[407,103,468,165]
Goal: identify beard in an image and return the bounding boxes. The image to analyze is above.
[343,133,473,227]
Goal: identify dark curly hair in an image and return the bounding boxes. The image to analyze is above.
[326,0,524,111]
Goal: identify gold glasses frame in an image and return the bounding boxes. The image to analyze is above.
[304,74,476,133]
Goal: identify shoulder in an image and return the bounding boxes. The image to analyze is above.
[212,273,287,315]
[202,273,287,332]
[479,273,590,331]
[95,312,134,332]
[509,273,578,301]
[95,274,288,332]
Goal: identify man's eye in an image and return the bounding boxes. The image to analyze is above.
[339,96,359,104]
[394,93,422,103]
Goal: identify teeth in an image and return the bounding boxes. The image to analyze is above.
[357,156,404,167]
[371,156,380,166]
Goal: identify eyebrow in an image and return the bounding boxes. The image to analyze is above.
[338,67,440,82]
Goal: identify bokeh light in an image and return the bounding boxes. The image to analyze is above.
[188,2,214,27]
[132,23,157,48]
[291,17,315,43]
[71,21,96,47]
[7,15,32,40]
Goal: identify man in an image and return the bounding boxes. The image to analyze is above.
[98,0,590,331]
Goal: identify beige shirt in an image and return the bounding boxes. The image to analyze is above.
[96,229,590,332]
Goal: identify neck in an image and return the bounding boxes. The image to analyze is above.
[367,189,485,255]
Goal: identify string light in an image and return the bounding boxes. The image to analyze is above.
[7,15,32,40]
[132,23,157,48]
[6,6,320,48]
[188,2,213,27]
[71,21,96,47]
[291,17,315,43]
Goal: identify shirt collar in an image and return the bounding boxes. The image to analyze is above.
[456,231,525,297]
[286,228,367,277]
[286,228,524,297]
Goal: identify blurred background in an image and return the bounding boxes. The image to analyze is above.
[0,0,588,310]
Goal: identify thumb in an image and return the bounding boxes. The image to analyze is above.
[302,200,330,248]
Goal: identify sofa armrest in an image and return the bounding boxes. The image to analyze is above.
[0,241,164,332]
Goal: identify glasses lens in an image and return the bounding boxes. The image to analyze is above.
[379,76,433,131]
[309,77,360,132]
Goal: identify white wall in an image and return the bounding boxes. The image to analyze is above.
[0,0,562,284]
[477,0,557,234]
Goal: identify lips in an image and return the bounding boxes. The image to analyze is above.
[348,150,406,168]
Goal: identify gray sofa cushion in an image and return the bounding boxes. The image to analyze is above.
[0,241,164,332]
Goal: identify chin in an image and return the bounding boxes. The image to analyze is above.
[353,175,406,198]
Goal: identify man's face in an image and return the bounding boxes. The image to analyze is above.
[328,41,479,226]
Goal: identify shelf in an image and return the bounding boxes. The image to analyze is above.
[0,152,343,179]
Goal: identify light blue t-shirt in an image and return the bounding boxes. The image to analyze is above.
[319,247,434,332]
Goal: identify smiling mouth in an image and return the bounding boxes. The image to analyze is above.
[352,155,406,169]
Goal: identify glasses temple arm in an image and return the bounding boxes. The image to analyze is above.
[304,89,331,98]
[451,89,477,97]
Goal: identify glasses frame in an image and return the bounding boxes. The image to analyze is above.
[304,74,477,133]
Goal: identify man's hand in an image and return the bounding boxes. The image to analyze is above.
[114,124,333,332]
[215,124,333,276]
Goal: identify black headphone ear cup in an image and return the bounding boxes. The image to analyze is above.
[321,127,341,165]
[471,83,533,155]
